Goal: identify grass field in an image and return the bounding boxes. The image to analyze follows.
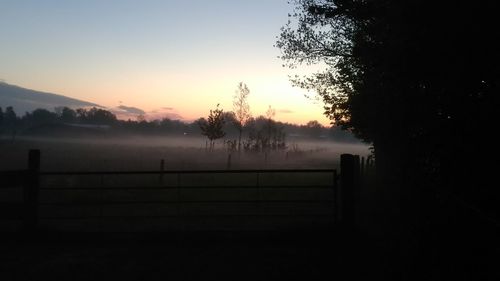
[1,138,495,281]
[0,135,370,171]
[0,136,369,232]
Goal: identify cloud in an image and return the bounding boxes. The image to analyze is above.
[157,112,183,120]
[110,104,184,121]
[117,105,145,115]
[146,107,183,120]
[109,104,145,120]
[278,109,294,114]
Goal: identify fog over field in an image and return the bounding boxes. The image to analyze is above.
[0,135,370,171]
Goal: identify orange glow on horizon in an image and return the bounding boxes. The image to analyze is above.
[7,75,332,127]
[1,0,334,126]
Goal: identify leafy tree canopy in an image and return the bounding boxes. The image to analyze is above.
[277,0,497,164]
[277,0,498,213]
[199,104,226,149]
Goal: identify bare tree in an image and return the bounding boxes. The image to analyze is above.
[3,106,17,140]
[265,105,275,120]
[265,105,276,149]
[233,82,251,152]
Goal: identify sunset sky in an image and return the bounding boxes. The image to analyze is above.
[0,0,331,125]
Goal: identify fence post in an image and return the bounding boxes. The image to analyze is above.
[340,154,359,226]
[24,149,40,233]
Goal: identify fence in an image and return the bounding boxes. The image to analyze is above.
[1,150,342,232]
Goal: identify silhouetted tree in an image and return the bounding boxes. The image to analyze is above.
[329,125,357,143]
[136,114,146,123]
[278,1,498,275]
[243,114,286,152]
[0,107,3,134]
[75,108,87,121]
[3,106,18,140]
[233,82,251,152]
[199,104,226,150]
[55,106,77,123]
[221,111,238,138]
[75,107,117,125]
[265,105,276,148]
[23,108,57,128]
[86,107,117,125]
[278,0,497,188]
[305,120,323,138]
[0,105,356,140]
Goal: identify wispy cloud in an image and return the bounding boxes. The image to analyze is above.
[110,104,184,121]
[117,105,145,115]
[146,107,183,120]
[278,109,294,114]
[109,104,145,120]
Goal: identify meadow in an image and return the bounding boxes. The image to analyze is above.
[0,135,370,171]
[0,136,370,232]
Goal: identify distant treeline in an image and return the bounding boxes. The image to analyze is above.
[0,106,359,143]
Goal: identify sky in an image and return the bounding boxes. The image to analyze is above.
[0,0,331,125]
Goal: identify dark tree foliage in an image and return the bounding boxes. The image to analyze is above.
[243,116,286,152]
[77,107,117,125]
[199,104,226,150]
[221,111,239,137]
[3,106,17,124]
[305,120,323,138]
[55,106,77,123]
[278,1,498,273]
[0,105,355,142]
[3,106,18,139]
[0,107,3,131]
[23,109,58,128]
[278,0,498,205]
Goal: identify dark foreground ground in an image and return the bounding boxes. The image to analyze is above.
[0,229,385,281]
[1,226,498,281]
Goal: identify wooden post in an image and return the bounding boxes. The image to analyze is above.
[24,149,40,232]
